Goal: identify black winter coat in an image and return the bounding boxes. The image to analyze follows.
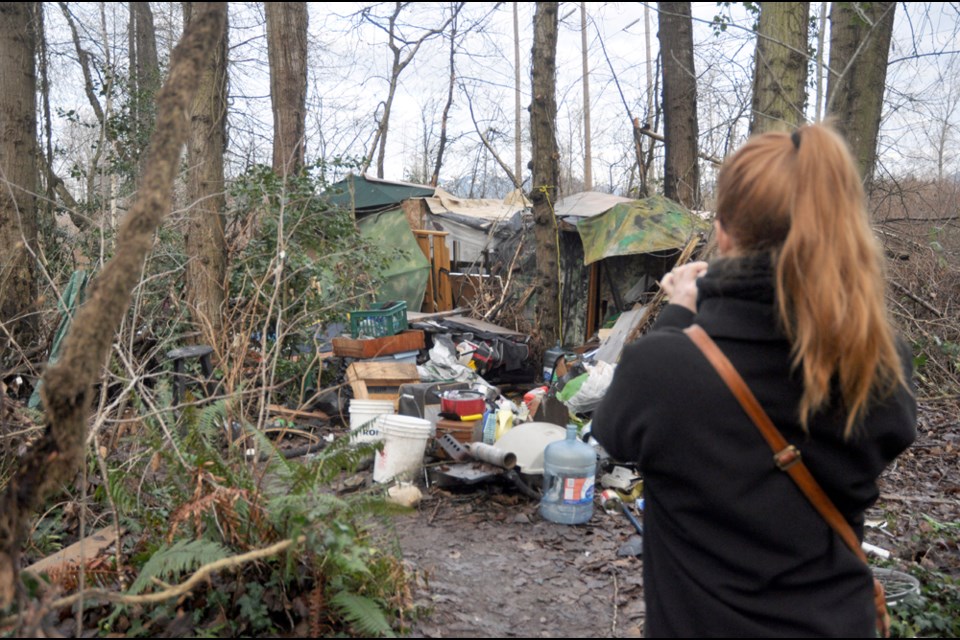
[592,256,916,638]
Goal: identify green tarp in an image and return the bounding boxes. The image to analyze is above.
[357,209,429,311]
[576,195,709,265]
[29,269,89,409]
[325,174,434,211]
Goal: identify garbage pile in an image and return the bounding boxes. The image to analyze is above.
[317,301,648,532]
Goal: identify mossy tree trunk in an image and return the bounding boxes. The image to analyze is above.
[0,6,226,609]
[184,1,228,336]
[266,2,308,178]
[750,2,810,135]
[530,1,561,348]
[826,1,896,188]
[658,2,700,209]
[0,2,40,365]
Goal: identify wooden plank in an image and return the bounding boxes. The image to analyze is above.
[594,305,650,364]
[586,262,600,341]
[437,236,452,310]
[407,307,469,323]
[23,526,121,577]
[441,314,528,338]
[346,361,419,385]
[268,404,330,421]
[332,330,425,359]
[346,361,418,406]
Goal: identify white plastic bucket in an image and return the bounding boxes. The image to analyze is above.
[373,415,433,483]
[349,399,395,443]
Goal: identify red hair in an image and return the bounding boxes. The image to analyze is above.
[716,123,905,437]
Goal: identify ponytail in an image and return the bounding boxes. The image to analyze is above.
[716,123,906,437]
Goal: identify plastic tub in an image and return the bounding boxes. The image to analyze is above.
[373,415,433,483]
[349,399,395,443]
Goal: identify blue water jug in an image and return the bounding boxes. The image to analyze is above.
[539,424,597,524]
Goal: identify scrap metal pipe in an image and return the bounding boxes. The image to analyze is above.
[467,443,517,469]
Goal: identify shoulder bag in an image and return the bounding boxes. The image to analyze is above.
[684,324,891,638]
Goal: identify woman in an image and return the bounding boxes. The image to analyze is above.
[592,123,916,637]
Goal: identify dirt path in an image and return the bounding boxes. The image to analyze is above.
[391,491,645,638]
[386,401,959,638]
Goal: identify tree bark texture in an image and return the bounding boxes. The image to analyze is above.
[0,6,226,609]
[130,1,160,173]
[0,2,40,359]
[530,1,561,349]
[185,2,227,336]
[658,2,700,209]
[513,3,522,185]
[826,1,895,187]
[750,2,810,135]
[266,2,308,177]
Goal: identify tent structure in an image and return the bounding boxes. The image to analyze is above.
[576,195,710,265]
[356,209,431,311]
[325,173,435,213]
[553,192,708,345]
[414,188,530,265]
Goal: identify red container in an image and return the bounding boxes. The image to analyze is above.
[440,390,486,418]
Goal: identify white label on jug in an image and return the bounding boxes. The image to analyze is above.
[562,475,595,504]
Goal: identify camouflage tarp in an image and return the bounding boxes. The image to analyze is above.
[575,195,709,265]
[357,209,429,310]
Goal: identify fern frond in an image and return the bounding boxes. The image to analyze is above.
[240,421,296,478]
[127,538,231,595]
[194,399,229,450]
[329,591,395,638]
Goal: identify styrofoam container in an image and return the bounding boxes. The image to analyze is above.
[373,415,433,483]
[349,399,395,443]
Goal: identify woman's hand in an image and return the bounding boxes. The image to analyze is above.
[659,261,708,313]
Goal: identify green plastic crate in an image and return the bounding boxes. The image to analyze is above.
[348,301,408,338]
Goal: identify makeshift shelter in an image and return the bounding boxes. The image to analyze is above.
[555,192,710,345]
[356,209,431,311]
[411,188,530,267]
[405,189,531,310]
[322,174,439,312]
[325,173,435,214]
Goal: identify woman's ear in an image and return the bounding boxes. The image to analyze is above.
[715,219,735,256]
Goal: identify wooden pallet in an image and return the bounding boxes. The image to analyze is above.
[332,329,424,359]
[346,361,420,405]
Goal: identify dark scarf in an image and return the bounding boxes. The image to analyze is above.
[697,252,777,306]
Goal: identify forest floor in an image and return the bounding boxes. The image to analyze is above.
[3,397,956,637]
[386,399,960,638]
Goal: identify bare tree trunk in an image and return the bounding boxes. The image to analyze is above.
[530,1,561,348]
[750,2,810,134]
[266,2,307,177]
[0,2,40,364]
[130,2,161,174]
[826,1,895,188]
[815,1,827,121]
[658,2,700,209]
[185,1,227,336]
[580,2,592,191]
[514,3,522,186]
[431,3,460,187]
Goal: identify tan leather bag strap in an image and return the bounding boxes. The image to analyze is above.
[683,324,869,564]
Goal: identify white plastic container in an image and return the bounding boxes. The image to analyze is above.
[373,415,433,483]
[540,424,597,524]
[349,399,395,443]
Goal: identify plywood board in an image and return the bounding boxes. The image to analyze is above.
[594,305,650,364]
[23,526,121,577]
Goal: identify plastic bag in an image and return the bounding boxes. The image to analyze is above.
[559,360,615,415]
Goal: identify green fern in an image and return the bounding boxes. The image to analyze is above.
[127,538,231,595]
[330,591,395,638]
